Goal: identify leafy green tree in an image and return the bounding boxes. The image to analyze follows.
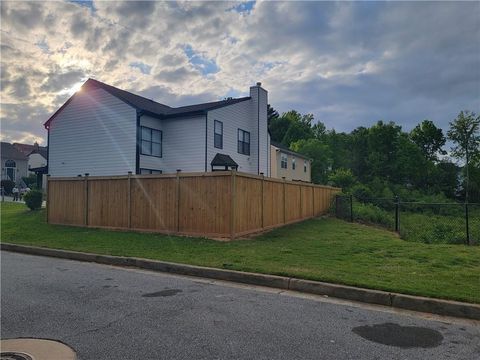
[312,121,326,139]
[281,111,314,146]
[268,115,291,143]
[291,138,332,184]
[410,120,446,161]
[328,168,357,190]
[447,110,480,202]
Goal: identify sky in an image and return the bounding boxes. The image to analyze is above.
[1,1,479,146]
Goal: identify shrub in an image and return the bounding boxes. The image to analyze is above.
[1,180,15,195]
[350,184,373,202]
[23,190,43,210]
[353,202,394,229]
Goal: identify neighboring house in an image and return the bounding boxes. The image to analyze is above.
[1,142,28,184]
[45,79,270,177]
[12,142,49,189]
[270,141,312,182]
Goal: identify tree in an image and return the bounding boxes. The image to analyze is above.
[281,111,314,146]
[312,121,326,139]
[410,120,446,161]
[447,111,480,202]
[328,168,357,190]
[291,138,332,184]
[267,104,279,126]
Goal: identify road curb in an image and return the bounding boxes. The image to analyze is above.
[2,243,479,320]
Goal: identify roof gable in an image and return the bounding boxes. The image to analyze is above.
[44,78,251,128]
[1,142,28,161]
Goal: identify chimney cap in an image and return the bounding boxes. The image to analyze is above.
[256,82,262,86]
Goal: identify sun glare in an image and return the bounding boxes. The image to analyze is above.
[58,81,85,97]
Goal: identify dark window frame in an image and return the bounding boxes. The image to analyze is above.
[140,126,162,158]
[237,129,250,155]
[140,168,163,175]
[304,160,308,173]
[214,120,223,149]
[292,157,296,170]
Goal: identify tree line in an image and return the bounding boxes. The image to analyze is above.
[268,106,480,203]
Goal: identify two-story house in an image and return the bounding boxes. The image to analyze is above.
[270,141,312,182]
[45,79,270,177]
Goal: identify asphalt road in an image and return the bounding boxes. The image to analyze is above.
[1,251,479,360]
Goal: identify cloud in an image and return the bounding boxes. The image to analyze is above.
[0,0,478,146]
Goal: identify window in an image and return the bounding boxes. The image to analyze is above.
[292,157,296,170]
[4,159,16,181]
[304,160,308,173]
[140,168,162,175]
[237,129,250,155]
[214,120,223,149]
[141,126,162,157]
[281,153,288,169]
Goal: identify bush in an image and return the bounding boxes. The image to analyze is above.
[1,180,15,195]
[350,184,373,202]
[353,202,394,229]
[23,190,43,210]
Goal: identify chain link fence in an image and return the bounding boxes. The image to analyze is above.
[335,195,479,245]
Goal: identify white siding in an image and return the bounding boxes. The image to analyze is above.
[161,115,206,173]
[139,115,163,171]
[206,85,269,175]
[49,88,137,177]
[207,100,257,173]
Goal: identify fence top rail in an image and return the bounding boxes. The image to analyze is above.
[47,170,341,190]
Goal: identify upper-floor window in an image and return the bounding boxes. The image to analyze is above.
[292,157,296,170]
[237,129,250,155]
[214,120,223,149]
[304,160,308,173]
[281,153,288,169]
[141,126,162,157]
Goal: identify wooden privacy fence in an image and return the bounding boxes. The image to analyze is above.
[47,171,340,240]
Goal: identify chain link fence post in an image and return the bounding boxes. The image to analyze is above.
[350,194,353,222]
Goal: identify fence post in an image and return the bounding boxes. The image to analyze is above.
[260,172,265,229]
[299,185,303,219]
[84,173,89,226]
[350,194,353,222]
[230,170,237,240]
[176,169,181,233]
[282,177,286,224]
[394,196,399,232]
[127,171,132,229]
[46,174,51,223]
[465,202,470,246]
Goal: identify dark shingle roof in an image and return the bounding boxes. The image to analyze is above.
[44,78,251,128]
[211,153,238,167]
[1,142,28,161]
[28,146,48,159]
[271,141,311,160]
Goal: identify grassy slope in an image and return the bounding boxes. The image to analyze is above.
[2,202,479,303]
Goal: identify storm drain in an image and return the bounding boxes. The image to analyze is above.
[1,353,33,360]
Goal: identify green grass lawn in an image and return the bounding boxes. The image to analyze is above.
[2,202,479,303]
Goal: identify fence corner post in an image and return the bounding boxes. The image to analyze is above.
[465,202,470,246]
[260,172,265,229]
[84,173,89,226]
[176,169,181,233]
[127,171,132,229]
[394,195,399,232]
[282,177,286,224]
[46,174,51,223]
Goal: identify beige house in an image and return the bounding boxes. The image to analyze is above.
[270,141,311,182]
